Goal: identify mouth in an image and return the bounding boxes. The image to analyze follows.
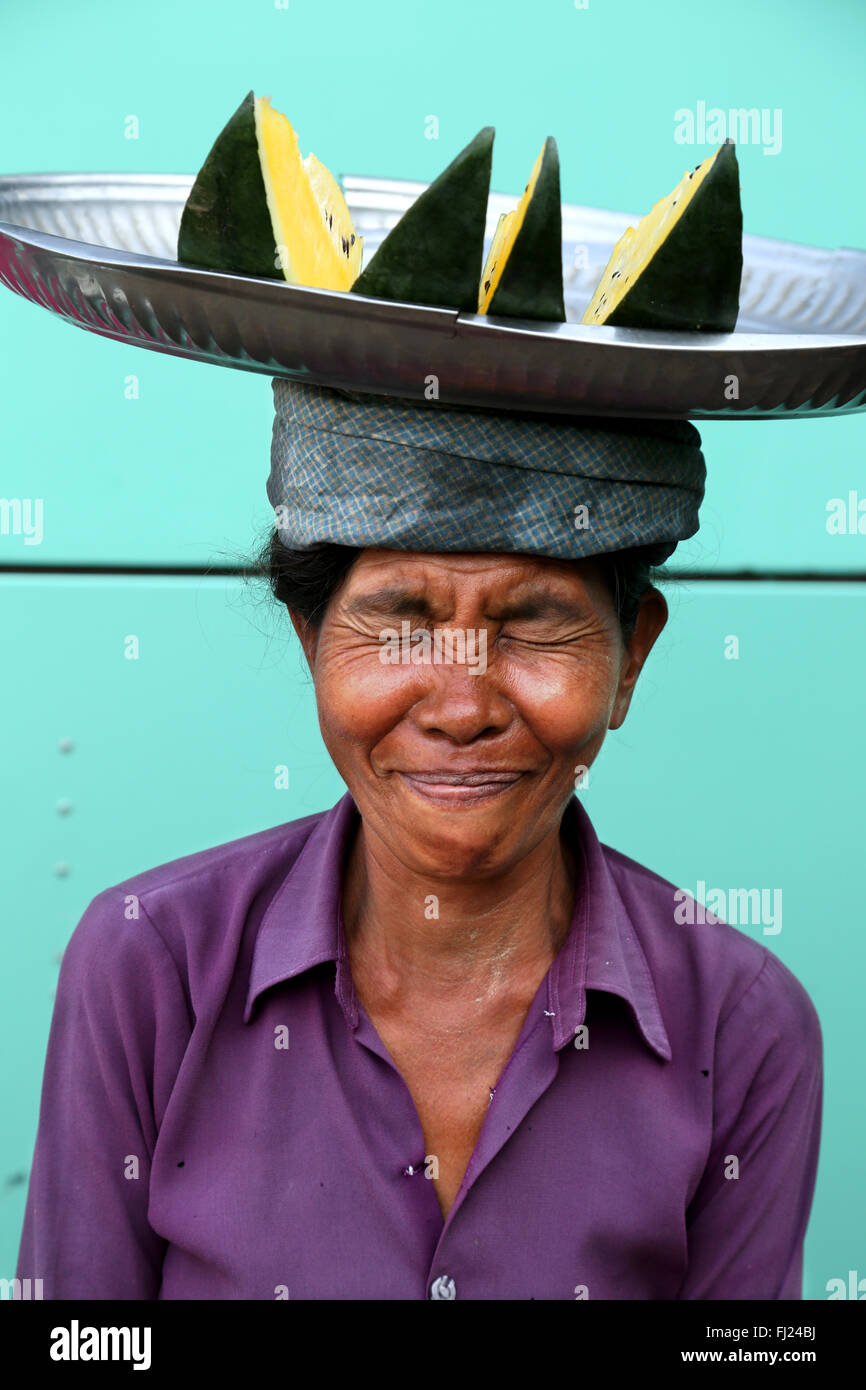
[398,770,525,805]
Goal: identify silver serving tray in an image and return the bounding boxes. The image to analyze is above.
[1,171,865,419]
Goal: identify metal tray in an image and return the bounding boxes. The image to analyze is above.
[1,171,865,419]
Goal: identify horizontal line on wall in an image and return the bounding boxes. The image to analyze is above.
[1,564,866,583]
[659,570,866,582]
[0,563,254,576]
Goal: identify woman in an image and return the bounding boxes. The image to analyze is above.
[17,380,822,1300]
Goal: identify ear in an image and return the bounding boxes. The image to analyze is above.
[288,610,319,673]
[608,587,668,731]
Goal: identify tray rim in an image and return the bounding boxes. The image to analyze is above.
[2,167,865,265]
[1,172,865,421]
[2,218,864,354]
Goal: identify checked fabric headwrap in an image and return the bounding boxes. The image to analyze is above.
[268,377,706,562]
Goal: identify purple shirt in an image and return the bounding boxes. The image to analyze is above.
[17,792,822,1300]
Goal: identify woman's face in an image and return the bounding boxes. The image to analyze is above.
[292,549,667,880]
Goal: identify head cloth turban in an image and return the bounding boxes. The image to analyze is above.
[268,377,706,563]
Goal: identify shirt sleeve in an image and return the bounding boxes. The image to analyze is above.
[16,890,192,1300]
[676,948,823,1300]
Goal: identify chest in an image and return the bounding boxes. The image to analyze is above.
[153,986,699,1298]
[364,1008,528,1220]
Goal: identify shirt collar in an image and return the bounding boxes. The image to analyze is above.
[244,791,672,1063]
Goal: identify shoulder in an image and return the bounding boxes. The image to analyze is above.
[96,805,325,906]
[59,806,330,996]
[599,839,821,1056]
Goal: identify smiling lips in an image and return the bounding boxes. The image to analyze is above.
[398,770,524,804]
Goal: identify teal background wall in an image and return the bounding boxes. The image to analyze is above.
[1,0,864,1299]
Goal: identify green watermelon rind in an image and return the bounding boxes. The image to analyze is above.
[177,89,283,281]
[351,127,495,311]
[486,137,565,323]
[603,140,743,333]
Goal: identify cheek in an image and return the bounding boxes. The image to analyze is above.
[505,652,619,754]
[311,636,621,765]
[313,644,421,746]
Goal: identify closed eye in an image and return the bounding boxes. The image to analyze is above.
[497,629,578,647]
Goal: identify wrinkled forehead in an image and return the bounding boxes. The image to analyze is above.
[332,548,606,615]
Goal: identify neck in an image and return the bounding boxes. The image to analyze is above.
[341,809,577,1008]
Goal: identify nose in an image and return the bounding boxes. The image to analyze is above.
[411,664,513,745]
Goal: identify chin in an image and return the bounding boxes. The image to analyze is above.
[401,816,514,879]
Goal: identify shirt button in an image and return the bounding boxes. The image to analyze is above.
[429,1275,456,1300]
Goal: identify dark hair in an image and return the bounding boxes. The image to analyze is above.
[250,531,674,645]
